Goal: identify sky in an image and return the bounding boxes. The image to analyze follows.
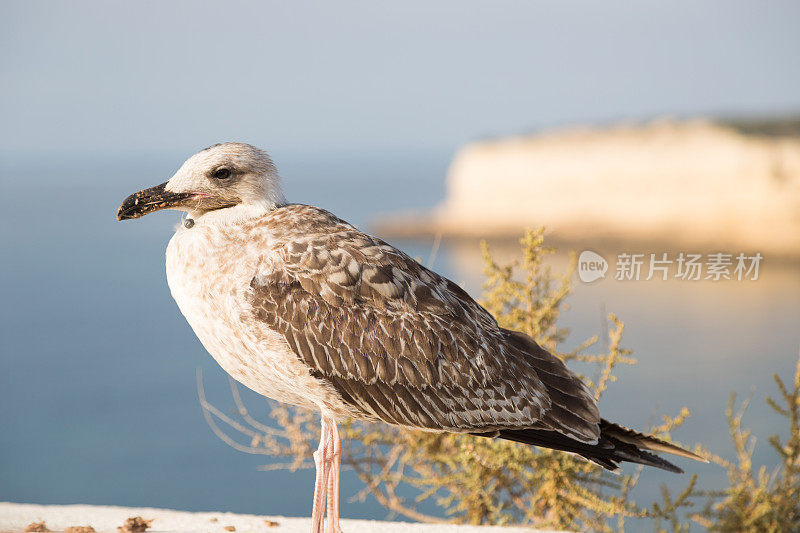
[2,0,800,158]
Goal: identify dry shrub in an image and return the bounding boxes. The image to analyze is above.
[688,354,800,532]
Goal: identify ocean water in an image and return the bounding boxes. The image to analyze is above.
[1,151,798,522]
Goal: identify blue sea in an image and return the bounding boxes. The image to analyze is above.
[2,151,798,522]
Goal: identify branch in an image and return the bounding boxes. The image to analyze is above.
[196,367,272,455]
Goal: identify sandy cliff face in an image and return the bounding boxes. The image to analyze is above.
[394,120,800,255]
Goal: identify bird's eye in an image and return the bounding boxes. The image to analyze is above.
[213,167,231,180]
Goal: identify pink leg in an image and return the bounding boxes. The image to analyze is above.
[325,421,342,533]
[310,419,331,533]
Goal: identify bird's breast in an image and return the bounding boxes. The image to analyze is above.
[164,222,352,415]
[166,224,259,381]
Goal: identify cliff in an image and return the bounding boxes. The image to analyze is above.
[376,119,800,256]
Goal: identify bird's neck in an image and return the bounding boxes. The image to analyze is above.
[186,198,282,228]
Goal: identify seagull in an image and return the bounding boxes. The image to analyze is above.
[117,142,704,532]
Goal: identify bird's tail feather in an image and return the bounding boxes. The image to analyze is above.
[475,418,705,474]
[599,420,707,463]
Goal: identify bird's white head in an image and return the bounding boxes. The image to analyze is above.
[117,142,286,223]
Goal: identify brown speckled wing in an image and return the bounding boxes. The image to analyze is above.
[248,205,600,440]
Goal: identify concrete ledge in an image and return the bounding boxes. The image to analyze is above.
[0,503,561,533]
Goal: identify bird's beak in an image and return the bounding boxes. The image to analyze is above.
[117,182,195,221]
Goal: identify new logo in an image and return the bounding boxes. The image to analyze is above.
[578,250,608,283]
